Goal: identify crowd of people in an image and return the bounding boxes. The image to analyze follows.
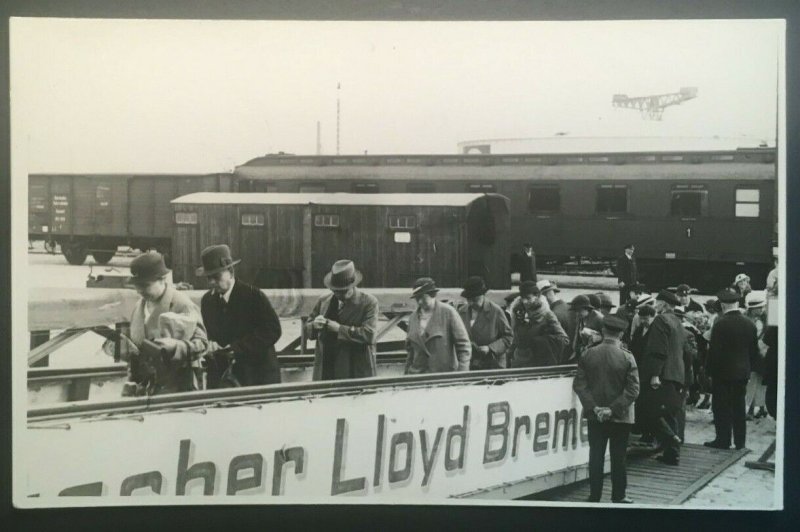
[116,243,778,504]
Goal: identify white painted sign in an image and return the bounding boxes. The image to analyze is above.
[22,373,589,505]
[393,231,411,243]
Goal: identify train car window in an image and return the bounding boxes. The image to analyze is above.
[466,183,496,192]
[314,214,340,228]
[388,215,417,230]
[735,188,760,217]
[251,181,277,192]
[299,184,327,193]
[670,186,708,217]
[596,185,628,214]
[175,212,198,225]
[527,186,560,212]
[241,213,265,226]
[352,182,380,193]
[406,182,436,193]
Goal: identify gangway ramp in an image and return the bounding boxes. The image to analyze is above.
[527,443,749,504]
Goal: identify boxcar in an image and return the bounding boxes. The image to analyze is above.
[28,173,232,264]
[170,193,511,289]
[234,149,777,290]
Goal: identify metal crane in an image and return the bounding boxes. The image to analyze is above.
[612,87,698,120]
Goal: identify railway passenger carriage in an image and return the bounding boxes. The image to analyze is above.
[171,192,511,289]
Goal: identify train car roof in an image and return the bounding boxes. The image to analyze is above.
[171,192,504,206]
[234,162,774,182]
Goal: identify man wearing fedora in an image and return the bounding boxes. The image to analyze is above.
[509,281,569,368]
[573,314,640,504]
[705,288,760,450]
[125,251,209,395]
[638,290,689,465]
[565,294,603,361]
[456,276,513,370]
[199,244,283,388]
[616,243,638,306]
[305,260,378,380]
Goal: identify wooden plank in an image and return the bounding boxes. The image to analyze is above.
[28,329,87,367]
[668,446,750,504]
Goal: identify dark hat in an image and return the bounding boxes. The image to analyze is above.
[324,259,363,290]
[596,292,614,309]
[624,243,635,250]
[129,252,171,285]
[704,298,722,314]
[656,289,680,306]
[602,314,628,332]
[461,276,488,299]
[411,277,439,298]
[675,284,697,296]
[196,244,241,277]
[519,280,540,297]
[586,293,602,309]
[569,294,594,310]
[536,279,560,295]
[638,305,656,317]
[716,288,740,304]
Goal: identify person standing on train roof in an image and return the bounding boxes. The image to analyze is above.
[306,260,378,381]
[638,290,689,465]
[573,314,639,504]
[124,251,209,395]
[199,245,282,388]
[456,276,513,370]
[704,288,760,451]
[509,281,569,368]
[405,277,472,374]
[616,243,638,306]
[539,280,569,333]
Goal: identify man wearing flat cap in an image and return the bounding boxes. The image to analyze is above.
[305,260,378,380]
[199,244,282,387]
[574,314,640,504]
[456,276,513,370]
[674,284,704,314]
[510,281,569,368]
[638,289,691,465]
[124,251,209,395]
[704,288,760,450]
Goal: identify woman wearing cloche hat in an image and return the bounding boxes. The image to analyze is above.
[455,276,514,369]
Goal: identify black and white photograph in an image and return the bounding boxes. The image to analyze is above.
[9,14,786,510]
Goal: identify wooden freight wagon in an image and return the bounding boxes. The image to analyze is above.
[171,193,511,289]
[28,173,232,265]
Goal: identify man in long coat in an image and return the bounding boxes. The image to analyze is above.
[306,260,378,380]
[510,282,569,368]
[704,288,760,450]
[616,243,638,306]
[638,290,689,465]
[456,276,513,369]
[199,245,283,387]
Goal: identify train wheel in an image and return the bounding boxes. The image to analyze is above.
[63,243,88,265]
[44,240,57,254]
[91,249,116,264]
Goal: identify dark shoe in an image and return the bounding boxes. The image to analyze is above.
[704,440,731,450]
[735,445,749,451]
[612,497,634,504]
[655,454,679,466]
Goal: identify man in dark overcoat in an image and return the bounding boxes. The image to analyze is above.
[616,243,638,306]
[456,277,514,369]
[573,314,639,504]
[511,242,538,283]
[306,260,378,380]
[510,282,569,368]
[539,280,569,333]
[199,245,283,387]
[704,288,760,450]
[638,290,688,465]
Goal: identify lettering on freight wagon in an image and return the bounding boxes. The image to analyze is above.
[48,402,589,497]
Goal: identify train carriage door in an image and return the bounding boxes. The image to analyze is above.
[670,184,709,259]
[309,206,348,288]
[28,177,51,236]
[385,209,423,288]
[91,179,114,235]
[173,206,200,285]
[415,207,463,288]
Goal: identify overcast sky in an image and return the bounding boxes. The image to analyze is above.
[11,18,783,173]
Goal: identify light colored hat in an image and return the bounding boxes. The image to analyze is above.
[536,279,560,294]
[734,273,751,284]
[745,292,766,309]
[635,294,655,308]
